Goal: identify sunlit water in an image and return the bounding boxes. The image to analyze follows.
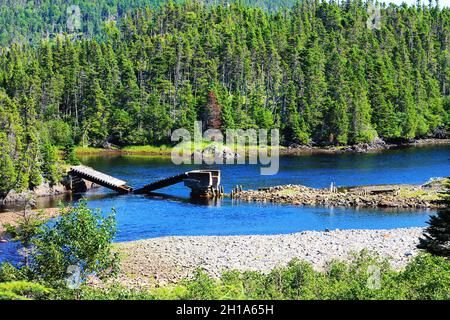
[1,145,449,263]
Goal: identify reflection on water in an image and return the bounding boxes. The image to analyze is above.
[0,191,130,213]
[145,193,223,207]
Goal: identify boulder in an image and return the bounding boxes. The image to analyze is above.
[191,145,241,161]
[102,141,118,150]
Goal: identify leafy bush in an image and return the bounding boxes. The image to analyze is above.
[0,263,29,283]
[397,254,450,300]
[3,211,46,246]
[29,200,119,287]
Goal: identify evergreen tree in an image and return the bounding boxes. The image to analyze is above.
[324,42,349,145]
[62,142,80,166]
[418,183,450,258]
[283,81,309,144]
[347,47,377,144]
[0,133,16,196]
[82,73,109,147]
[40,139,60,186]
[301,36,327,141]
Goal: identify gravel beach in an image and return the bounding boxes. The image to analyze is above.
[114,227,425,288]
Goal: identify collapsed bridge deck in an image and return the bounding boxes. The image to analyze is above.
[69,165,133,194]
[134,170,221,196]
[134,173,189,194]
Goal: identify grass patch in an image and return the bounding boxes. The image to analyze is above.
[121,145,172,154]
[82,142,283,156]
[398,188,440,201]
[74,146,109,154]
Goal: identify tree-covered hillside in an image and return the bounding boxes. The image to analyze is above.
[0,0,295,46]
[0,0,162,45]
[0,0,449,195]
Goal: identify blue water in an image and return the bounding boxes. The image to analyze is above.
[1,145,449,263]
[81,145,450,192]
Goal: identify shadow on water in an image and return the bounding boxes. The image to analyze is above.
[144,192,223,207]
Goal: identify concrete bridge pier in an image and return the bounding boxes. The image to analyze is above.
[184,170,222,198]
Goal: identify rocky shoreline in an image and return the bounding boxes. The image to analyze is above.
[113,228,425,288]
[280,138,450,155]
[232,179,447,209]
[1,178,99,205]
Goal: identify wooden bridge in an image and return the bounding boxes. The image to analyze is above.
[69,166,222,197]
[69,165,133,194]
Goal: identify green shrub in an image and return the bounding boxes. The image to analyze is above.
[0,281,52,300]
[3,210,46,246]
[29,200,119,287]
[32,251,450,300]
[397,254,450,300]
[0,263,29,283]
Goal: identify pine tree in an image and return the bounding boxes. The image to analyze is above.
[82,72,109,147]
[418,183,450,258]
[368,50,400,139]
[0,133,16,196]
[301,36,327,141]
[283,81,309,144]
[324,42,349,145]
[347,47,377,144]
[201,91,223,130]
[40,139,60,186]
[62,141,80,166]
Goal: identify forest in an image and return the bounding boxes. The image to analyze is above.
[0,0,449,195]
[0,0,295,46]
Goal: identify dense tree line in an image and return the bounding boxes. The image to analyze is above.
[0,0,449,194]
[0,0,166,46]
[0,0,294,46]
[0,90,60,196]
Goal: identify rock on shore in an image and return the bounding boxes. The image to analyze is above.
[1,177,99,204]
[1,183,67,204]
[281,138,450,155]
[114,228,425,289]
[192,145,241,161]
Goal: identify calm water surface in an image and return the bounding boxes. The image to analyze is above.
[1,145,449,263]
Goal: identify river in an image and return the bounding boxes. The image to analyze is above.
[0,145,449,263]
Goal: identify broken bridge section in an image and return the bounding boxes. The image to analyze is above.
[134,170,222,197]
[69,165,133,194]
[134,173,189,194]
